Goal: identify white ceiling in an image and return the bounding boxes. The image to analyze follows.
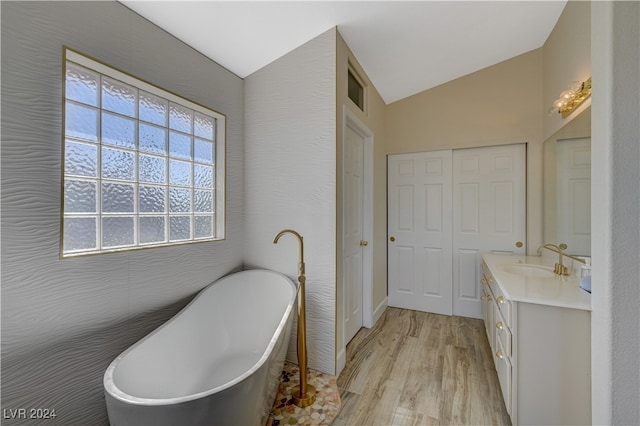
[120,1,566,104]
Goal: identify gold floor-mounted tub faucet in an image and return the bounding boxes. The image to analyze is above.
[539,243,569,276]
[273,229,316,407]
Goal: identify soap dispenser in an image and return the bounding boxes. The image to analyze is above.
[579,258,591,293]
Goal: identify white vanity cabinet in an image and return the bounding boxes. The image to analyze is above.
[481,260,513,416]
[481,254,591,426]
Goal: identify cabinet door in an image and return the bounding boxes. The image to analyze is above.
[516,303,591,425]
[494,337,512,416]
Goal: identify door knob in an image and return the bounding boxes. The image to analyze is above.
[360,240,368,247]
[515,241,523,248]
[389,236,395,242]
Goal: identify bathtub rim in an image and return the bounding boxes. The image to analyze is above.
[103,268,298,406]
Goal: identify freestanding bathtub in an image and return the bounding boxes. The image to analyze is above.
[104,269,298,426]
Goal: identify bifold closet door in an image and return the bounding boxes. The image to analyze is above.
[388,144,526,318]
[452,144,526,318]
[387,151,453,316]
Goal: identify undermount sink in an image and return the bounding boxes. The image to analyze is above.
[499,264,556,278]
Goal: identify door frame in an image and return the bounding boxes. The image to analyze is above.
[341,106,374,339]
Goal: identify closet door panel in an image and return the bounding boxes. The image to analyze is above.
[388,151,453,315]
[387,145,525,318]
[453,144,526,318]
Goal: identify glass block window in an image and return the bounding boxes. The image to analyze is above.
[61,49,225,257]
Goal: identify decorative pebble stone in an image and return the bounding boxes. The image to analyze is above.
[267,361,341,425]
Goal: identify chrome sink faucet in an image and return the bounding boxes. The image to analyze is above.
[539,243,569,276]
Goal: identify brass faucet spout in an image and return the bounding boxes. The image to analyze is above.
[539,243,569,276]
[273,229,305,277]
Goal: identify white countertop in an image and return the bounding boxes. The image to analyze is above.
[483,254,592,311]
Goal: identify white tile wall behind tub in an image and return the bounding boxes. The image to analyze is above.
[1,2,244,425]
[244,28,337,375]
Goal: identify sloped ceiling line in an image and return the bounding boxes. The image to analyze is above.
[120,1,566,104]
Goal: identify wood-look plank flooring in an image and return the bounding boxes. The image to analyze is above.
[334,308,511,426]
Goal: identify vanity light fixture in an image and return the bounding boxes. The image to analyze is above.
[549,77,592,118]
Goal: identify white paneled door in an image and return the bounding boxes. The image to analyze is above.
[388,144,526,319]
[452,144,526,318]
[557,137,591,256]
[344,124,365,343]
[388,151,454,315]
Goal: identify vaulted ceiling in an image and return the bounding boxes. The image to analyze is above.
[120,1,566,104]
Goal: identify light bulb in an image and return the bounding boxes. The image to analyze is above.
[568,81,583,92]
[560,89,576,100]
[553,98,567,109]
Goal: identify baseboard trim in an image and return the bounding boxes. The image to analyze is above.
[336,346,346,376]
[339,298,387,375]
[371,297,387,327]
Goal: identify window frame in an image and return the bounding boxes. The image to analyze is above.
[60,48,226,258]
[347,64,367,113]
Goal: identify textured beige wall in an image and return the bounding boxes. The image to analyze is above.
[386,49,545,253]
[335,30,388,372]
[386,49,543,154]
[543,0,591,140]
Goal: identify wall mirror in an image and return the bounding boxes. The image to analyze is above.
[543,106,591,257]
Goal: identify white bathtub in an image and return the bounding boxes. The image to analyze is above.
[104,269,297,426]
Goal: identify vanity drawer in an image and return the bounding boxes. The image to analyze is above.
[484,269,498,299]
[481,262,492,284]
[494,305,512,357]
[481,282,495,349]
[494,337,512,416]
[481,276,495,298]
[489,276,512,329]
